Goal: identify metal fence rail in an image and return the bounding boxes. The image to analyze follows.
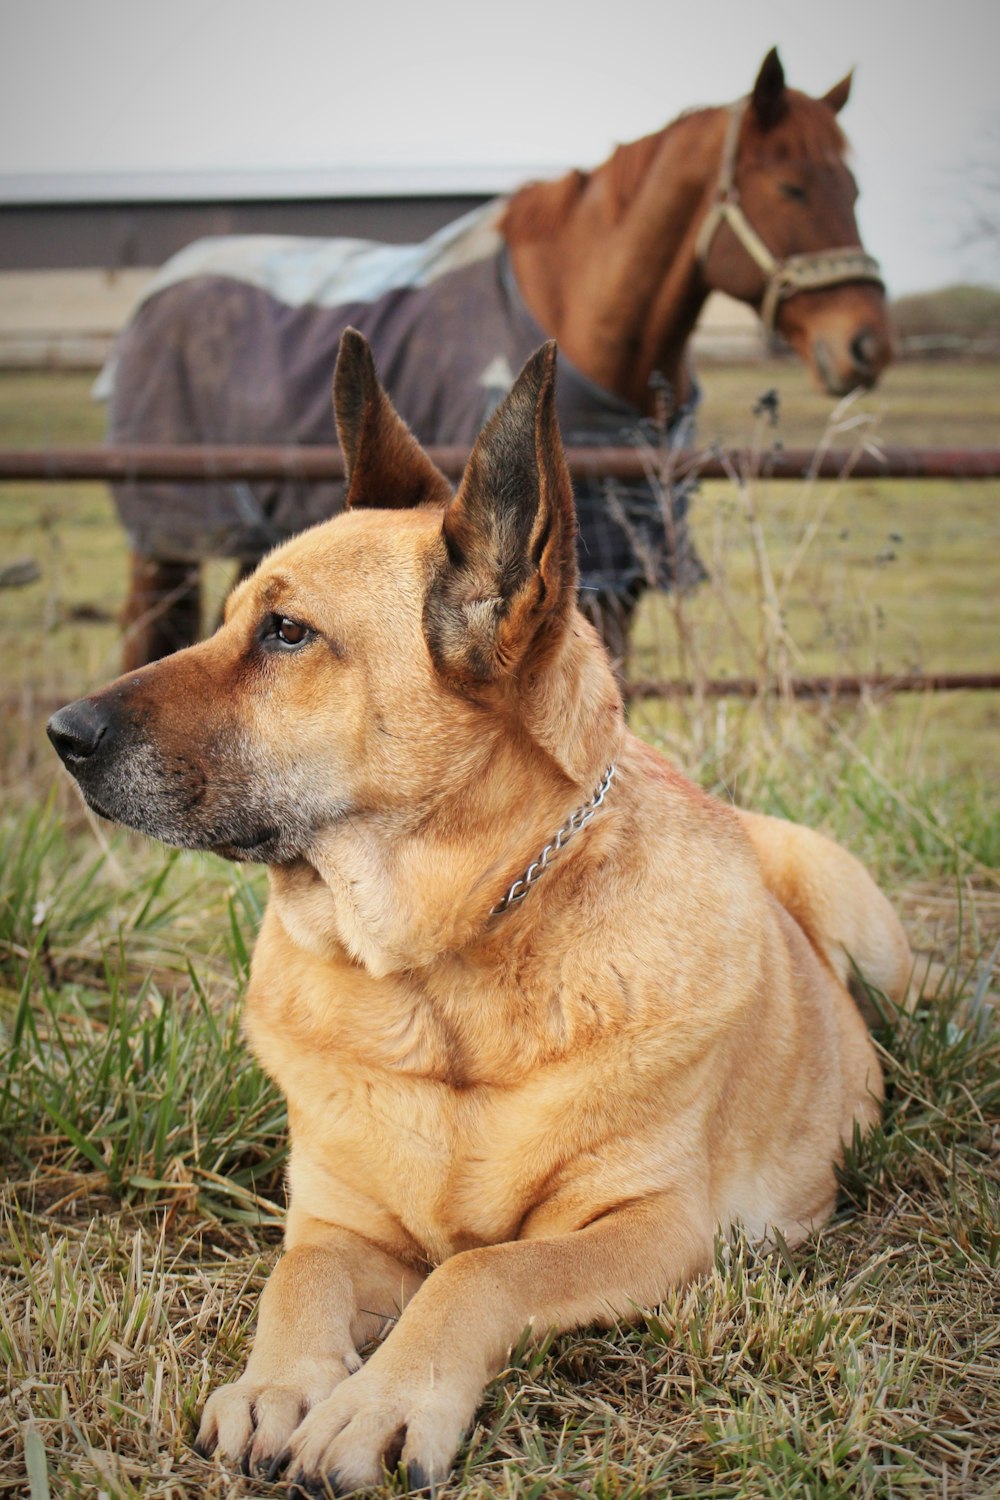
[625,672,1000,701]
[1,444,1000,483]
[2,442,997,699]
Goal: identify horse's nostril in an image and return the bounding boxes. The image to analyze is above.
[850,329,878,372]
[46,700,110,764]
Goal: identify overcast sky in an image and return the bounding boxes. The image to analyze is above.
[1,0,997,294]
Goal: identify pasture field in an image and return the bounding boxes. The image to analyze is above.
[0,362,997,1498]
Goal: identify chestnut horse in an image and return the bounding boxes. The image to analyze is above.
[104,48,889,671]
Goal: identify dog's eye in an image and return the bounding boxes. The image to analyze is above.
[277,617,308,645]
[262,614,313,650]
[780,182,807,202]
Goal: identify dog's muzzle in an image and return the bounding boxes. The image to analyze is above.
[47,692,148,828]
[47,691,309,864]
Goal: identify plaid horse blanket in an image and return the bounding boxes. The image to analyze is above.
[98,202,701,600]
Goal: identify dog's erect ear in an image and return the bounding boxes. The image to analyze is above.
[333,328,452,510]
[424,341,577,682]
[750,47,788,131]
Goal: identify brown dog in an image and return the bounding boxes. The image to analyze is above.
[48,332,911,1492]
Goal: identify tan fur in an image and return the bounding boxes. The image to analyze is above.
[51,336,910,1492]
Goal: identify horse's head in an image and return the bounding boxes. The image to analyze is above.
[698,48,891,395]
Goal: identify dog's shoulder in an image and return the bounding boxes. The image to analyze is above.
[617,734,757,873]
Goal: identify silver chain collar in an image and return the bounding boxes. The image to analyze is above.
[490,763,617,917]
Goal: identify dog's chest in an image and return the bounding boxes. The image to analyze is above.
[329,1063,595,1252]
[244,923,675,1262]
[253,994,622,1261]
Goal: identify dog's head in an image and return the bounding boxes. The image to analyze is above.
[48,334,622,872]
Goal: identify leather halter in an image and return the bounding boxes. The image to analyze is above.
[695,99,884,334]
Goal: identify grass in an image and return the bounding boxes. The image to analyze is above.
[0,362,998,1497]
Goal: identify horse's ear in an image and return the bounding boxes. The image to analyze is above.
[751,47,788,131]
[424,341,577,683]
[821,70,853,115]
[333,328,452,510]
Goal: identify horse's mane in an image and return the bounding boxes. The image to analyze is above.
[499,114,702,243]
[500,167,592,243]
[500,96,848,244]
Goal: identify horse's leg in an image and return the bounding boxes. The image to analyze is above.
[120,552,202,672]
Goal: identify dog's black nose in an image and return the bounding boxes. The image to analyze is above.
[47,699,111,763]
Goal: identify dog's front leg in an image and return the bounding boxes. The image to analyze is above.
[286,1192,711,1492]
[195,1222,424,1475]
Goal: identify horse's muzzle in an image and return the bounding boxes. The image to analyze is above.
[812,321,890,395]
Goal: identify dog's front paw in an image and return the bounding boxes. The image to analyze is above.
[285,1349,475,1493]
[195,1352,360,1475]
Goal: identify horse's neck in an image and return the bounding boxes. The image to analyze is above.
[506,109,727,415]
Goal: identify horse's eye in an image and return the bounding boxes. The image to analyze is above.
[780,182,807,203]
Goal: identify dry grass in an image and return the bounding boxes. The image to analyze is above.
[1,362,998,1498]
